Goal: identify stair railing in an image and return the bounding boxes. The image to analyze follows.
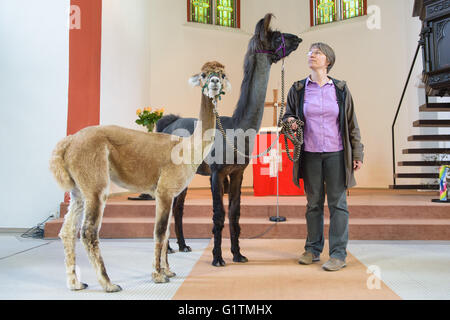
[391,42,422,186]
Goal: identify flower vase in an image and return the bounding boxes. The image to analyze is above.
[147,123,155,133]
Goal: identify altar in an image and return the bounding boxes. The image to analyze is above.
[252,127,305,196]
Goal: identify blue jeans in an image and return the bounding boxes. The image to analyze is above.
[302,151,349,261]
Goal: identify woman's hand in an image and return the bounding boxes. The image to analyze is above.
[287,117,298,131]
[353,160,362,171]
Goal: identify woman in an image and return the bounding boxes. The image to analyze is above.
[283,42,364,271]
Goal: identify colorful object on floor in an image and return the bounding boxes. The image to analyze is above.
[252,128,305,196]
[439,165,449,201]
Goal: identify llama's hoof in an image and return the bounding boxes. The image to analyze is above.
[152,272,169,283]
[168,246,175,254]
[105,283,122,293]
[212,257,226,267]
[233,254,249,263]
[163,269,176,278]
[179,245,192,253]
[69,282,88,291]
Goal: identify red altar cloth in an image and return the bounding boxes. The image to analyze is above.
[252,128,305,196]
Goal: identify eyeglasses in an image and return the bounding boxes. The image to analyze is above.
[307,51,324,57]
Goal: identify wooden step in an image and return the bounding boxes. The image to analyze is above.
[403,148,450,154]
[46,191,450,240]
[407,135,450,141]
[413,120,450,127]
[398,161,450,166]
[419,103,450,112]
[394,173,439,178]
[57,201,450,220]
[44,216,450,240]
[389,184,439,190]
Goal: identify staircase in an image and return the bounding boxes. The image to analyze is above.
[390,102,450,190]
[44,190,450,240]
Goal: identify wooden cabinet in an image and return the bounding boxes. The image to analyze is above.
[414,0,450,96]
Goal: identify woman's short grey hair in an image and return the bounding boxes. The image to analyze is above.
[310,42,335,73]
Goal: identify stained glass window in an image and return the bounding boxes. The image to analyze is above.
[216,0,236,28]
[189,0,212,25]
[341,0,365,20]
[187,0,240,28]
[310,0,367,26]
[314,0,337,25]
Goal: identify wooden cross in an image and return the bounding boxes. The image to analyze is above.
[264,89,281,127]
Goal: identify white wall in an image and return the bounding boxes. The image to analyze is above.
[100,0,152,194]
[0,0,70,227]
[100,0,152,128]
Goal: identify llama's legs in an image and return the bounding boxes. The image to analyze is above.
[210,170,226,267]
[59,188,87,290]
[81,192,122,292]
[153,192,175,283]
[167,204,175,256]
[222,176,230,194]
[172,187,191,252]
[160,215,176,279]
[228,170,248,263]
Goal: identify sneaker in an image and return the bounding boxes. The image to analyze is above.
[298,251,320,265]
[322,258,346,271]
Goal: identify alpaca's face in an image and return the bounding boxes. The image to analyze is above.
[189,70,231,99]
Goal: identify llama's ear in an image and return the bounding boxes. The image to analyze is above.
[223,79,232,92]
[263,13,273,34]
[256,13,273,42]
[188,74,202,87]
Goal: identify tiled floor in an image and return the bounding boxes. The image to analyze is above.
[0,233,449,300]
[347,240,450,300]
[0,234,209,300]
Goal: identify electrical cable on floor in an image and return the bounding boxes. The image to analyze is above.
[0,242,52,261]
[248,221,278,239]
[20,215,55,239]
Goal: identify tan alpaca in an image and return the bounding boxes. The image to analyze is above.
[50,61,230,292]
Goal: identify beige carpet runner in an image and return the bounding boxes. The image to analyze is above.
[173,239,400,300]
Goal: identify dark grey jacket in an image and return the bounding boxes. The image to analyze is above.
[282,77,364,189]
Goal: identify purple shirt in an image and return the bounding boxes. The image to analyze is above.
[303,76,343,153]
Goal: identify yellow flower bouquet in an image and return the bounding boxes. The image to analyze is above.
[135,107,164,132]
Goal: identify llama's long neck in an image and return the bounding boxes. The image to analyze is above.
[189,93,216,161]
[232,54,271,132]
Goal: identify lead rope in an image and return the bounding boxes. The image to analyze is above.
[212,59,304,162]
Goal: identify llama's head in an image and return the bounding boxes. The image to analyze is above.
[251,13,302,64]
[189,61,231,99]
